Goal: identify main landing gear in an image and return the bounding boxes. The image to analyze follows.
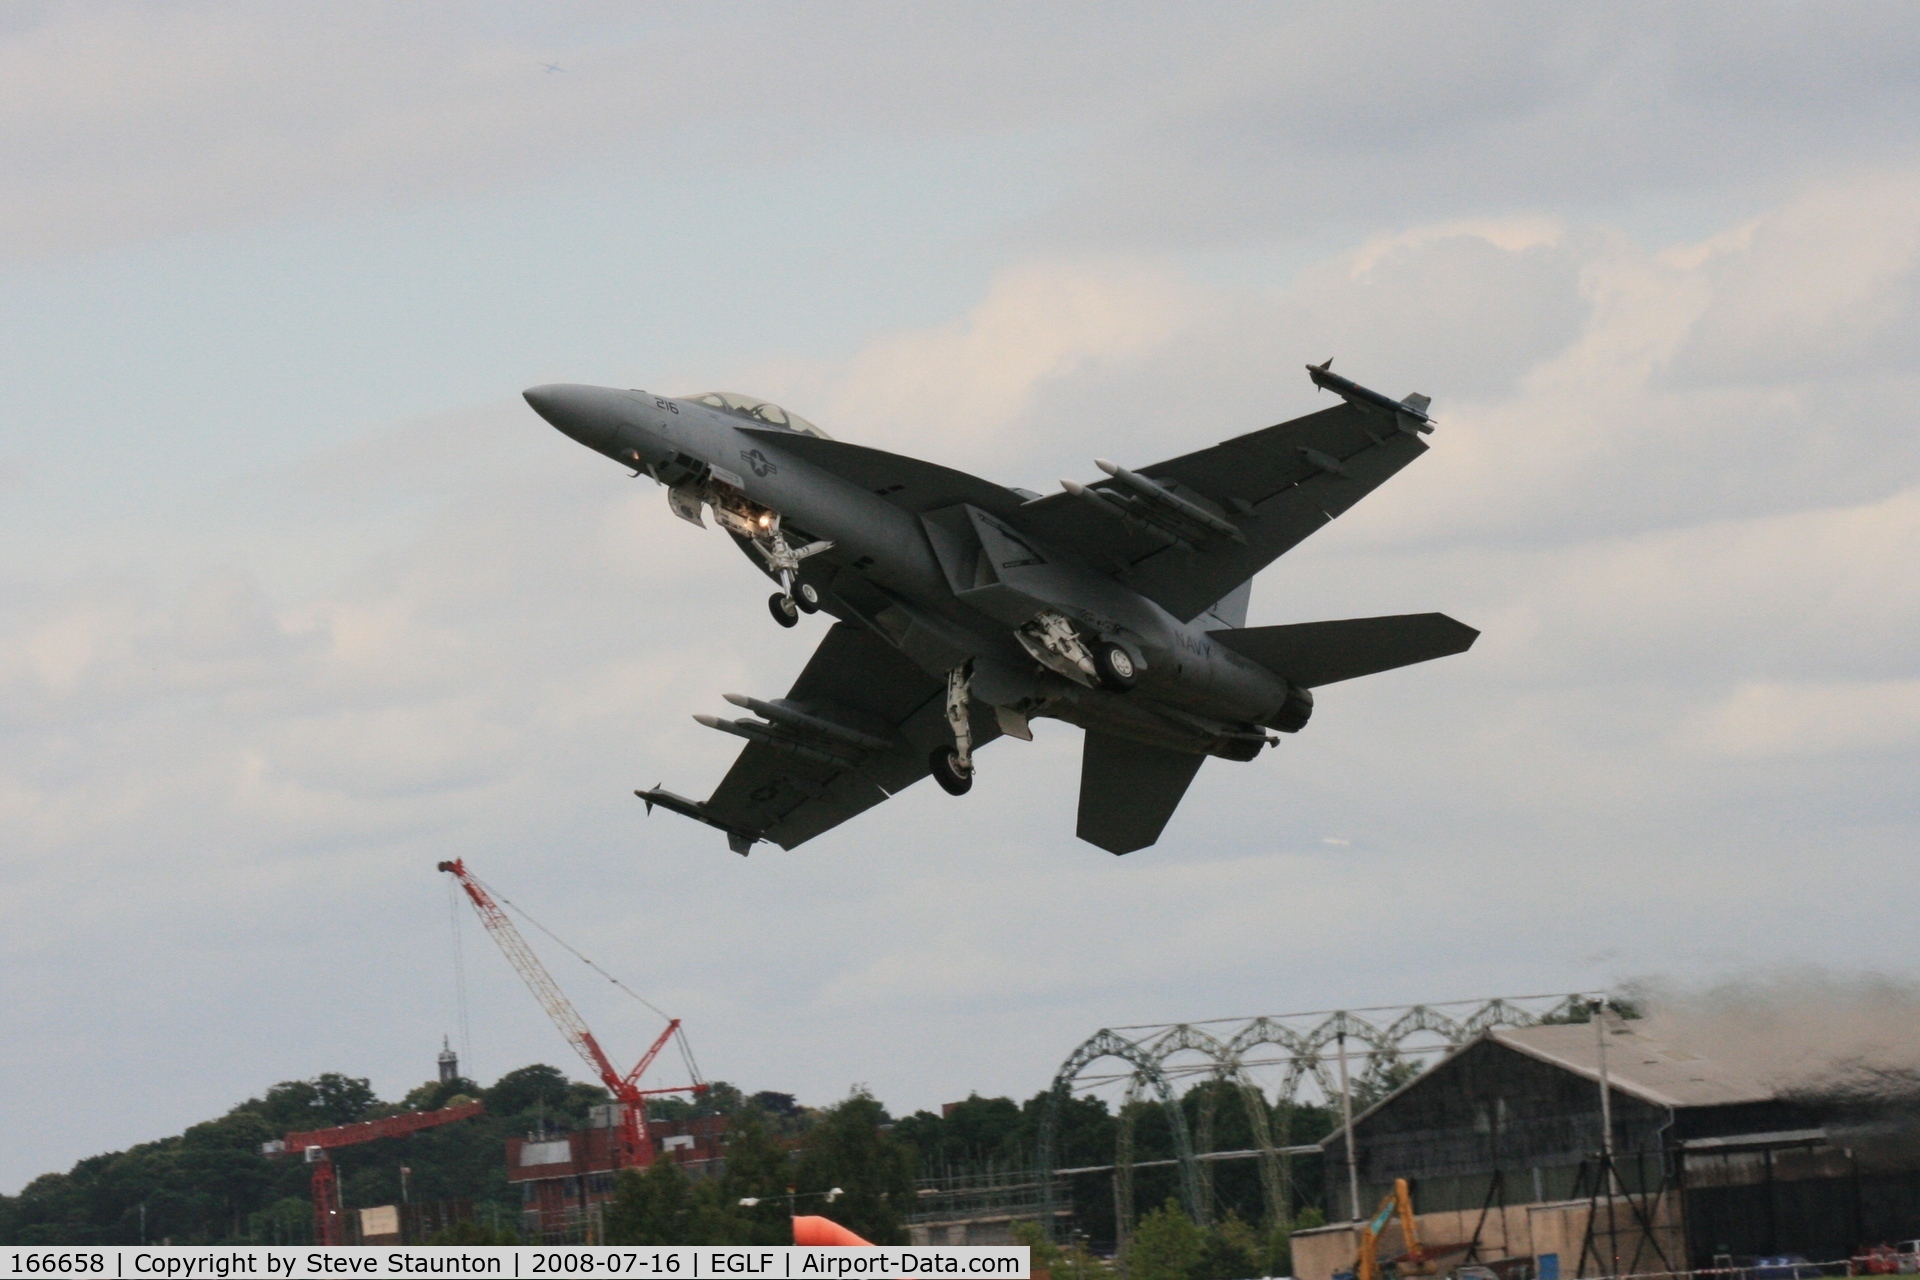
[1092,639,1138,691]
[930,662,974,796]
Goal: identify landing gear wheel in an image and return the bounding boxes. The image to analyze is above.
[768,592,799,628]
[794,582,821,614]
[929,746,973,796]
[1093,641,1139,691]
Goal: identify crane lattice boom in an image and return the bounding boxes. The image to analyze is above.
[439,859,623,1092]
[438,858,701,1171]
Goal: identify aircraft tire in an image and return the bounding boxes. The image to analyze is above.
[768,593,800,628]
[929,746,973,796]
[794,582,821,613]
[1093,641,1139,691]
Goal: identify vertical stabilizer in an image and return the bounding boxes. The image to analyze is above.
[1203,579,1252,628]
[1077,731,1206,854]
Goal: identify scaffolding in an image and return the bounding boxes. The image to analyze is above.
[906,1167,1073,1245]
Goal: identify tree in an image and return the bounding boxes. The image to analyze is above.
[1019,1091,1117,1248]
[0,1061,622,1246]
[254,1074,379,1131]
[896,1095,1024,1174]
[792,1091,915,1245]
[1012,1221,1113,1280]
[651,1081,746,1123]
[484,1065,572,1122]
[1127,1200,1205,1280]
[428,1219,521,1245]
[604,1161,694,1245]
[247,1197,311,1245]
[1351,1053,1422,1111]
[1541,996,1643,1025]
[1196,1212,1261,1280]
[604,1155,763,1247]
[403,1076,483,1112]
[720,1108,796,1245]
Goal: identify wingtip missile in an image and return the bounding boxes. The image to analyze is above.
[634,786,762,855]
[1304,359,1434,432]
[637,785,705,820]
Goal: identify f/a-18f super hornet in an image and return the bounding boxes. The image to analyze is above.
[524,363,1477,855]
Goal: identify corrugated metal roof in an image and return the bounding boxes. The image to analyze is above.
[1492,1021,1778,1109]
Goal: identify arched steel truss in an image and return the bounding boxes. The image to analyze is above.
[1037,994,1598,1241]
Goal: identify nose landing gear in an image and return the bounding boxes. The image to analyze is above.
[768,577,819,627]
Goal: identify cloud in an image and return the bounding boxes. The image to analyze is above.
[1045,6,1920,250]
[1677,679,1920,759]
[8,5,1920,266]
[785,260,1196,463]
[1671,173,1920,385]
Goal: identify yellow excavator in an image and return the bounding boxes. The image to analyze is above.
[1356,1179,1431,1280]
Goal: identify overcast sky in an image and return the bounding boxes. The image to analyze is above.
[6,1,1920,1194]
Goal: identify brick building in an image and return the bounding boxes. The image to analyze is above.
[507,1106,728,1241]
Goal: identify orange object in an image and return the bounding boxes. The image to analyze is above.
[1356,1179,1425,1280]
[793,1216,872,1246]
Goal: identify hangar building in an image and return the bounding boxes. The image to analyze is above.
[1292,1020,1920,1280]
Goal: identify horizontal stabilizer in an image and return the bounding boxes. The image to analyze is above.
[1209,613,1477,688]
[1077,731,1206,855]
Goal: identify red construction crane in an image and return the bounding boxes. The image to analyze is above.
[263,1100,484,1245]
[437,858,703,1172]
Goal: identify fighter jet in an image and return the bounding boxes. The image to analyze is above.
[524,362,1476,855]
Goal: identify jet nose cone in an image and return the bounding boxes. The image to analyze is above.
[522,383,567,421]
[523,383,616,449]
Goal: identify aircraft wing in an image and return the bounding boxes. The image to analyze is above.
[639,621,1000,852]
[1010,388,1430,622]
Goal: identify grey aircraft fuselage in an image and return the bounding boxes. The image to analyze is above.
[524,367,1475,854]
[528,384,1289,755]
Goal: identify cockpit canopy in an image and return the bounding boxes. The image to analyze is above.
[691,391,832,439]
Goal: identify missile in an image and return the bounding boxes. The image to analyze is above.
[1306,359,1434,432]
[1060,478,1190,551]
[635,785,708,821]
[693,714,860,767]
[1094,459,1246,544]
[634,786,759,855]
[721,693,893,752]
